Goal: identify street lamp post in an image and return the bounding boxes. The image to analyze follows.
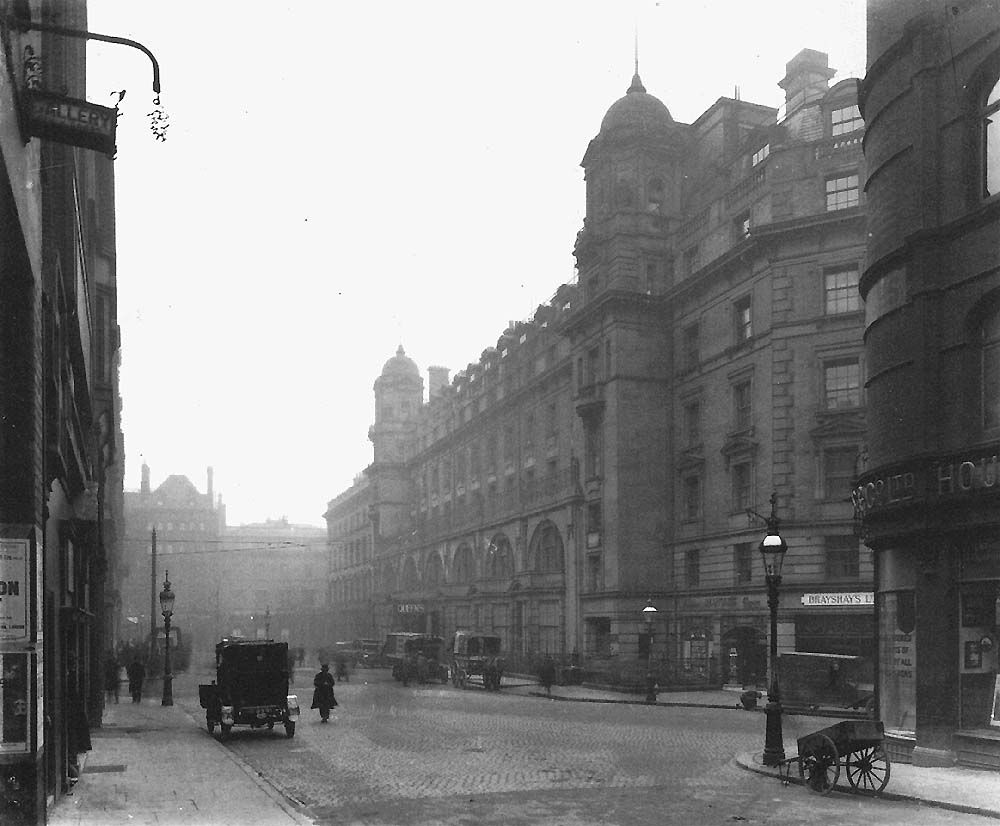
[159,572,175,707]
[756,493,787,767]
[642,598,658,704]
[265,605,271,639]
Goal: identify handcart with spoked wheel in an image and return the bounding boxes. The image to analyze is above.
[784,719,891,795]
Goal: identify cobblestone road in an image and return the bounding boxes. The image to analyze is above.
[177,670,993,826]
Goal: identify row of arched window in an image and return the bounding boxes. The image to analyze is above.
[373,520,565,594]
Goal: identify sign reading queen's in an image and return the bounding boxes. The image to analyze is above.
[0,540,28,642]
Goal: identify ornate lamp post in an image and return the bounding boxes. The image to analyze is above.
[642,598,658,704]
[159,572,175,707]
[756,495,787,767]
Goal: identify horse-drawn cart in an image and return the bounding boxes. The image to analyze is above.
[789,719,890,795]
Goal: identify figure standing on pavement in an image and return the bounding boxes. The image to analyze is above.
[104,652,120,704]
[311,663,337,723]
[126,658,145,703]
[539,656,556,697]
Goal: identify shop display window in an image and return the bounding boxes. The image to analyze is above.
[878,591,916,734]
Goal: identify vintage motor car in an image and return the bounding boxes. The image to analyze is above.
[450,630,504,690]
[198,638,300,738]
[382,632,449,683]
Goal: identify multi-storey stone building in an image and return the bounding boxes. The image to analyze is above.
[123,465,328,664]
[0,2,127,820]
[859,0,1000,768]
[326,49,871,688]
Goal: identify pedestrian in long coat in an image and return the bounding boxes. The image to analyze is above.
[311,663,337,722]
[126,658,145,703]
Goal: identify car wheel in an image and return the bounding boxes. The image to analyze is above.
[285,721,295,738]
[221,724,232,740]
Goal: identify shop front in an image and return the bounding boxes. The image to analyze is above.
[861,446,1000,768]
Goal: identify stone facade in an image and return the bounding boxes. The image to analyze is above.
[859,0,1000,768]
[326,49,872,690]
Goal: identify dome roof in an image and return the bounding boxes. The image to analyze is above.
[380,345,419,379]
[600,72,673,134]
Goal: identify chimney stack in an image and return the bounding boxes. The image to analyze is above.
[778,49,835,116]
[141,461,150,494]
[207,466,214,500]
[428,366,450,398]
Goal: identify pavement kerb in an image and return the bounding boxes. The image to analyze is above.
[525,690,736,709]
[171,700,314,826]
[733,751,1000,821]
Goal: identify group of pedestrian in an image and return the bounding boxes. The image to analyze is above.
[103,651,147,704]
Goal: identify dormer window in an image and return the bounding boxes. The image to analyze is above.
[751,144,770,167]
[831,104,863,136]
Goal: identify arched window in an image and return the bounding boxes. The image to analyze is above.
[529,520,565,572]
[401,557,418,591]
[424,552,444,587]
[453,544,474,584]
[984,74,1000,198]
[485,534,514,580]
[646,177,665,213]
[982,303,1000,430]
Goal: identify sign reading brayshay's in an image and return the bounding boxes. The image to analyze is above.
[0,540,28,642]
[854,448,1000,516]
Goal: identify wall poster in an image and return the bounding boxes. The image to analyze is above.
[0,540,28,642]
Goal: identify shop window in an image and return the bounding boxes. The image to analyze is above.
[825,535,860,580]
[878,591,916,732]
[585,617,612,656]
[825,173,860,211]
[825,267,860,314]
[983,75,1000,198]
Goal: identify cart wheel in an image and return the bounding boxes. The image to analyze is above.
[798,734,840,794]
[267,722,274,730]
[845,745,890,793]
[284,721,295,738]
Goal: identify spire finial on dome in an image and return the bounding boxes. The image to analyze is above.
[628,23,645,94]
[396,344,405,357]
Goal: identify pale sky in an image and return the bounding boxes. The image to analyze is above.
[84,1,866,527]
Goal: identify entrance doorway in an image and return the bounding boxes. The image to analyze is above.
[721,626,766,687]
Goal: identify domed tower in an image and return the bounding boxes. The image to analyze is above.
[370,345,422,465]
[368,346,422,541]
[575,64,685,294]
[565,65,680,616]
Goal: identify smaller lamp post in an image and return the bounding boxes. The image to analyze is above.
[159,572,175,707]
[642,598,658,703]
[265,605,271,639]
[757,494,787,767]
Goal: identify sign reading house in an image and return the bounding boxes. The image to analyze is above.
[24,91,117,155]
